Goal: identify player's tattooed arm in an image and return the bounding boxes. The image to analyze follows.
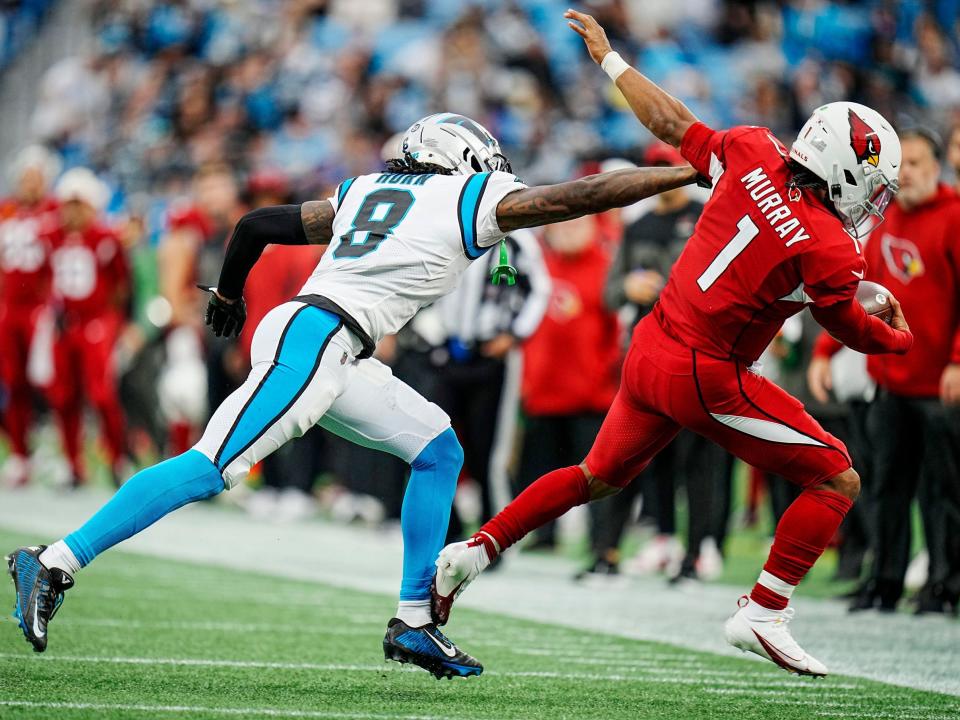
[565,10,697,147]
[496,166,698,232]
[300,200,335,245]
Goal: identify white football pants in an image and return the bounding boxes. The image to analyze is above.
[194,301,450,488]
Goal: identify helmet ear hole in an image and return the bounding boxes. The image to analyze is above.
[844,170,857,186]
[470,156,483,173]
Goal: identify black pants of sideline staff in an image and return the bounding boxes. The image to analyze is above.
[864,389,960,607]
[394,349,506,543]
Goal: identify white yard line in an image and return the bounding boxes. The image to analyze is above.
[0,699,952,720]
[1,487,958,696]
[0,652,854,689]
[0,701,470,720]
[59,617,379,636]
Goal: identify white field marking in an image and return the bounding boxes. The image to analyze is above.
[0,653,389,673]
[59,619,712,657]
[0,701,472,720]
[507,647,700,662]
[61,618,375,636]
[0,653,849,689]
[54,619,753,671]
[704,686,865,697]
[92,576,373,603]
[87,587,390,618]
[815,712,955,720]
[508,649,715,668]
[711,693,960,720]
[703,695,956,719]
[9,700,952,720]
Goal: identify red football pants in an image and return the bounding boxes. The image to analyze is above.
[47,312,127,475]
[480,315,853,601]
[584,316,851,488]
[0,304,41,457]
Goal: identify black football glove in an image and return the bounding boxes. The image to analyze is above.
[198,284,246,338]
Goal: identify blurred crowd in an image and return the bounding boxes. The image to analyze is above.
[0,0,58,69]
[2,0,960,615]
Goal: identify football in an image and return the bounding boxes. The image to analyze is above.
[856,280,895,324]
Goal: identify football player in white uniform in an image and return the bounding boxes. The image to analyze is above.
[7,113,700,679]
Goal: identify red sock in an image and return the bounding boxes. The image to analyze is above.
[4,383,31,456]
[55,403,84,479]
[478,465,590,556]
[168,421,193,456]
[752,488,853,610]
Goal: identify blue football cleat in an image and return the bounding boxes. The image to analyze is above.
[6,545,74,653]
[383,618,483,679]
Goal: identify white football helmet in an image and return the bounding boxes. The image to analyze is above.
[8,144,61,189]
[394,113,511,175]
[55,167,110,211]
[790,101,900,236]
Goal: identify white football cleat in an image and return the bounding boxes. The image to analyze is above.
[724,595,828,677]
[431,536,493,625]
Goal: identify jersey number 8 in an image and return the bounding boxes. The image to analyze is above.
[335,189,415,259]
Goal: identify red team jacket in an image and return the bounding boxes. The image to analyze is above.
[45,223,130,322]
[0,197,59,310]
[521,238,620,416]
[814,183,960,397]
[654,122,901,362]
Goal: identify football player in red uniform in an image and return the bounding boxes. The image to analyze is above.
[434,11,913,677]
[45,168,131,486]
[0,146,60,486]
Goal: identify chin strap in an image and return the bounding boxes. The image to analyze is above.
[490,238,517,286]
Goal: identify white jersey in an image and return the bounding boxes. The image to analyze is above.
[297,170,527,348]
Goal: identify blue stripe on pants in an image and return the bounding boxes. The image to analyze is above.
[215,306,342,471]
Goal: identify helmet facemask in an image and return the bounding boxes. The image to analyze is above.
[829,161,899,237]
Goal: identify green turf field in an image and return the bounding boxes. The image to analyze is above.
[1,530,957,720]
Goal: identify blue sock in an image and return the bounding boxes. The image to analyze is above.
[64,450,225,567]
[399,428,463,601]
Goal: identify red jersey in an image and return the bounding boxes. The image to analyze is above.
[522,239,620,416]
[654,123,865,363]
[0,196,59,308]
[47,222,130,321]
[814,184,960,397]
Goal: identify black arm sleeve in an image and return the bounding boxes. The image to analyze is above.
[216,204,308,300]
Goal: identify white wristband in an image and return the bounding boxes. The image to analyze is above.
[600,51,630,82]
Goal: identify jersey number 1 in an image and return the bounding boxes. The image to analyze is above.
[335,189,414,259]
[697,215,759,291]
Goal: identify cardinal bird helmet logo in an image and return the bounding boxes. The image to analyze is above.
[849,108,882,167]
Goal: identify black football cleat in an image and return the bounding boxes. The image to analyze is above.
[382,618,482,680]
[6,545,74,652]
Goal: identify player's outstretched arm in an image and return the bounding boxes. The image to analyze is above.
[565,9,697,147]
[496,166,698,232]
[213,201,334,301]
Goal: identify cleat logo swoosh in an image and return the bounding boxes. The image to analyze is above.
[753,630,803,669]
[426,631,457,658]
[32,605,45,639]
